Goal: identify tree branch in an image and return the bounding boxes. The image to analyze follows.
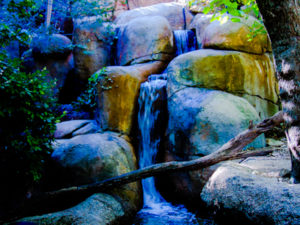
[7,111,284,222]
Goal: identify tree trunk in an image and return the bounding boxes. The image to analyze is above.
[45,0,53,29]
[256,0,300,182]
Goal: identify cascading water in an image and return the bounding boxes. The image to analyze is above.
[134,75,199,225]
[174,30,197,56]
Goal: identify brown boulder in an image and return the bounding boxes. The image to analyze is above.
[97,61,166,135]
[73,21,114,80]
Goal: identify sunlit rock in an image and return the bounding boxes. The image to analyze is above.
[97,61,166,135]
[202,15,272,54]
[167,49,279,118]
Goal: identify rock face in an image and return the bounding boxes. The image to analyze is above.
[18,193,132,225]
[116,16,175,65]
[24,34,74,98]
[115,2,194,30]
[73,21,114,80]
[159,88,266,203]
[167,49,279,119]
[201,153,300,225]
[97,61,166,135]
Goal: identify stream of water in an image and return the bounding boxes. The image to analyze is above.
[174,30,197,56]
[133,76,199,225]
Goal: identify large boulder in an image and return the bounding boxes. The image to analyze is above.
[167,88,265,157]
[18,193,134,225]
[116,16,175,66]
[73,21,114,80]
[201,15,272,54]
[201,152,300,225]
[115,3,194,30]
[97,61,166,135]
[51,132,142,212]
[167,49,279,119]
[31,34,72,58]
[159,88,265,203]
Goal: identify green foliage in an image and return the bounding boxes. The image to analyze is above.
[189,0,267,41]
[0,0,60,192]
[0,58,57,184]
[72,67,109,113]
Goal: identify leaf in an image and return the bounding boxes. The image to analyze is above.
[203,6,211,14]
[231,17,241,23]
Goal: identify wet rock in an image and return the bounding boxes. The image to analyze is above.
[201,153,300,225]
[115,2,193,30]
[167,49,279,118]
[116,16,175,66]
[97,61,166,135]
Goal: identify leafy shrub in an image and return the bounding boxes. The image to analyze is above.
[0,52,58,186]
[71,67,108,115]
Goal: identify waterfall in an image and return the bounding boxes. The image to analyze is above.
[174,30,197,56]
[138,77,167,206]
[134,75,198,224]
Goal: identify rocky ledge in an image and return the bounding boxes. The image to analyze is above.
[201,146,300,225]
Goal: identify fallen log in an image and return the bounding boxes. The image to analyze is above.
[9,111,285,221]
[42,111,284,196]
